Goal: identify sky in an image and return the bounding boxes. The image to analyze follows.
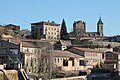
[0,0,120,36]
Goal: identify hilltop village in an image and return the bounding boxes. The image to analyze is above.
[0,17,120,80]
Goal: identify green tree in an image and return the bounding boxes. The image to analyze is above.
[60,19,69,40]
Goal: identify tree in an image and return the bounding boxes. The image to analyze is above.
[35,42,53,80]
[106,44,111,48]
[60,19,69,40]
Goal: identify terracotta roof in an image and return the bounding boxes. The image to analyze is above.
[107,51,120,55]
[73,47,103,53]
[52,50,83,58]
[4,39,36,47]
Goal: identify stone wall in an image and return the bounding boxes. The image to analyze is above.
[51,76,86,80]
[0,70,18,80]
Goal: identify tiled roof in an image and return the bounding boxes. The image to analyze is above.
[73,47,103,53]
[52,50,83,58]
[5,39,36,47]
[106,51,120,55]
[58,40,71,46]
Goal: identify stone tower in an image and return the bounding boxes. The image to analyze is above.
[73,20,86,34]
[97,16,103,36]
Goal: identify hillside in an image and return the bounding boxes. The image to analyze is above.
[0,24,31,39]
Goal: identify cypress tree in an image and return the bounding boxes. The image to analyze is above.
[60,19,69,40]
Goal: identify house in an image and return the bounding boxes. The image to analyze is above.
[52,50,84,71]
[0,39,21,69]
[31,21,60,41]
[54,40,72,50]
[3,39,42,73]
[3,39,53,74]
[68,47,104,69]
[103,51,118,71]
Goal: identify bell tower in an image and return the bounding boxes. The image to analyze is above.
[97,15,103,36]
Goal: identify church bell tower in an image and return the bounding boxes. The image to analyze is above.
[97,16,103,36]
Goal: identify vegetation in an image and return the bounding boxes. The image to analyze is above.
[60,19,69,40]
[72,39,104,48]
[52,70,78,78]
[33,42,53,79]
[106,44,112,48]
[0,24,32,39]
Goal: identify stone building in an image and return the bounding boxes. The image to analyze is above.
[70,16,104,39]
[68,47,104,69]
[52,50,84,71]
[5,24,20,31]
[103,51,118,71]
[0,39,21,68]
[31,21,60,41]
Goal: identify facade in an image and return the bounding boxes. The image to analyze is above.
[0,38,54,74]
[68,47,104,69]
[6,39,43,73]
[6,39,53,74]
[70,17,104,39]
[117,53,120,73]
[53,50,84,71]
[104,51,118,71]
[20,42,38,73]
[0,39,21,68]
[31,21,60,41]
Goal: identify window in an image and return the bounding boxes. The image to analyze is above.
[58,58,59,63]
[48,36,50,39]
[79,60,84,66]
[57,29,59,32]
[51,36,53,39]
[48,32,50,34]
[55,58,56,63]
[45,28,47,31]
[63,60,68,66]
[54,37,56,39]
[107,54,112,58]
[10,49,18,54]
[102,54,104,59]
[35,58,36,63]
[109,54,112,58]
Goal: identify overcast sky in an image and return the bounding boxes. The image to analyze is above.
[0,0,120,36]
